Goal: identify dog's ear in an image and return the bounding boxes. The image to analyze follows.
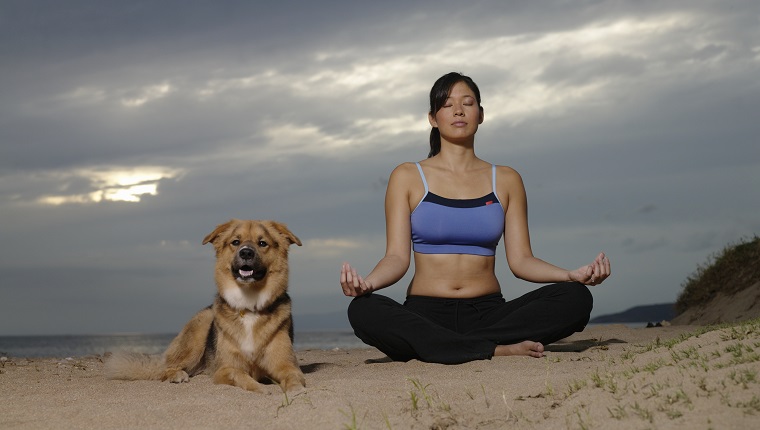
[267,221,302,247]
[202,219,236,246]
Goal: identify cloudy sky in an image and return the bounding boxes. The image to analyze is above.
[1,0,759,336]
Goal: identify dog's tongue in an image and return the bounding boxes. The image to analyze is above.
[239,269,254,277]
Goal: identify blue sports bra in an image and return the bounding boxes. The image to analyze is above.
[410,163,505,256]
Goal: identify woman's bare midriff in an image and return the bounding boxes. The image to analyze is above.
[407,253,501,298]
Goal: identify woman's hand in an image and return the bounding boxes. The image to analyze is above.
[340,262,374,297]
[569,252,611,286]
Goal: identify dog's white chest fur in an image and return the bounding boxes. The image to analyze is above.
[239,313,258,356]
[221,288,263,356]
[220,280,272,311]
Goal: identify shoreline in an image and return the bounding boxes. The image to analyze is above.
[2,321,758,429]
[0,323,656,359]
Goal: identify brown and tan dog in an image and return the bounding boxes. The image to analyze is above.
[106,219,305,393]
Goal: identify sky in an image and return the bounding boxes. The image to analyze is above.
[1,0,759,336]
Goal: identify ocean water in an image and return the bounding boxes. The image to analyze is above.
[0,331,367,358]
[0,324,652,358]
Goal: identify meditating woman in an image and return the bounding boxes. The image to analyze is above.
[340,72,610,364]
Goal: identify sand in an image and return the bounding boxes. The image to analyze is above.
[1,322,759,429]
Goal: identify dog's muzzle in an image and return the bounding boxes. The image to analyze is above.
[232,246,267,282]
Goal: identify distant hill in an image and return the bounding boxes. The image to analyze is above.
[589,303,676,324]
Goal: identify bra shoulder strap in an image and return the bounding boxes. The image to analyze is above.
[415,162,429,194]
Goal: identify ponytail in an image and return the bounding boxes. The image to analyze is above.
[428,128,441,158]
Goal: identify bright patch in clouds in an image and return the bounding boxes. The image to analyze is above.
[195,70,279,100]
[121,83,173,107]
[59,87,107,106]
[58,82,174,108]
[263,123,354,154]
[305,238,362,249]
[353,114,425,137]
[36,166,183,205]
[300,237,364,258]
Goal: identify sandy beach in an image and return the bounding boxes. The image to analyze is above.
[2,321,759,429]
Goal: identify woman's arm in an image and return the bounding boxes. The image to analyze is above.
[500,166,610,285]
[340,164,414,297]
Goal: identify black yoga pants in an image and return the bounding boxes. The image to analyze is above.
[347,282,593,364]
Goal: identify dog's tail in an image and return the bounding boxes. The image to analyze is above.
[105,352,166,381]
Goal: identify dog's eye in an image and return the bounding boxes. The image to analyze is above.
[231,239,240,246]
[258,240,268,248]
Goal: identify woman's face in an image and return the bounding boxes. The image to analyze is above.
[428,81,484,142]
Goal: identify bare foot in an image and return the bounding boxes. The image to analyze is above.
[493,341,544,358]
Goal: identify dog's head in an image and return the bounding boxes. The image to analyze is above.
[202,219,302,287]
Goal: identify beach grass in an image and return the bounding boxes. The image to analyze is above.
[505,317,760,428]
[339,318,760,429]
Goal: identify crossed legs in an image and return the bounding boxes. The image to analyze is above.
[348,282,592,364]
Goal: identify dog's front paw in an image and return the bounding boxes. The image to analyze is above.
[163,369,189,383]
[214,368,264,392]
[239,378,265,392]
[280,373,306,393]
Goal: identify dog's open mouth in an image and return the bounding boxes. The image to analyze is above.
[234,265,267,282]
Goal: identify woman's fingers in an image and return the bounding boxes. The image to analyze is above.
[590,253,611,285]
[340,262,369,297]
[340,262,357,296]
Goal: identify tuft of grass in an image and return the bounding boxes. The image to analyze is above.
[380,411,393,430]
[407,378,433,409]
[735,395,760,414]
[607,404,627,420]
[642,358,667,374]
[340,406,358,430]
[728,369,757,388]
[481,384,490,408]
[572,406,593,430]
[406,377,451,414]
[630,401,654,423]
[339,404,365,430]
[565,379,587,397]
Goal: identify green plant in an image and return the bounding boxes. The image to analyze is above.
[407,378,433,409]
[406,377,450,413]
[607,405,627,420]
[340,404,364,430]
[630,401,653,423]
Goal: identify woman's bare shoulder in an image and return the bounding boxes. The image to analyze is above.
[386,162,425,204]
[494,164,526,200]
[495,164,523,181]
[389,162,421,179]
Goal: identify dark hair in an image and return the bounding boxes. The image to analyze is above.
[428,72,482,158]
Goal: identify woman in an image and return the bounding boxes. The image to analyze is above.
[340,72,610,364]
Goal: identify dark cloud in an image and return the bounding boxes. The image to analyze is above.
[621,236,669,254]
